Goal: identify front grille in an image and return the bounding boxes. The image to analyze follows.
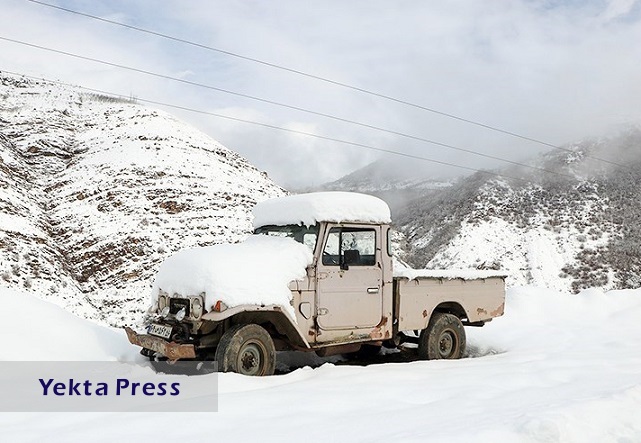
[169,298,190,317]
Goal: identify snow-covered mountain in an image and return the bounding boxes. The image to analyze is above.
[0,72,285,326]
[397,128,641,293]
[311,156,454,216]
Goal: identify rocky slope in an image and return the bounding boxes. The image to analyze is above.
[0,72,285,326]
[396,128,641,293]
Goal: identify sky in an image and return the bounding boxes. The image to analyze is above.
[1,0,641,188]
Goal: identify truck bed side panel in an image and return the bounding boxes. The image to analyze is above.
[396,277,505,331]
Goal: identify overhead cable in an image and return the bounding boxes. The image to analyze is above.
[1,69,540,185]
[0,36,581,179]
[24,0,630,170]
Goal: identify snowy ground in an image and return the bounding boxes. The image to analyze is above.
[1,286,640,442]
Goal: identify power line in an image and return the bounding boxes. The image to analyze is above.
[1,69,540,185]
[25,0,630,170]
[0,36,579,179]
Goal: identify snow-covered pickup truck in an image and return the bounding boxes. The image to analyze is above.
[125,192,506,376]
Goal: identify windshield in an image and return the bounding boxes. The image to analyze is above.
[254,224,319,252]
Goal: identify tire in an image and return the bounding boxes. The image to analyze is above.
[418,313,466,360]
[215,324,276,376]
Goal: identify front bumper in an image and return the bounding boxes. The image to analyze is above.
[124,327,196,360]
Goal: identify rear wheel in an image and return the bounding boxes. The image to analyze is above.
[215,324,276,376]
[418,313,466,360]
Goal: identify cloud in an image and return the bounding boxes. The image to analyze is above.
[601,0,640,21]
[2,0,641,188]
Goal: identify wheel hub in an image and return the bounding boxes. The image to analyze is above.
[239,343,263,375]
[439,331,455,357]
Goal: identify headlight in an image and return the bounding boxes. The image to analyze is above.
[160,306,170,318]
[158,295,167,310]
[175,307,186,322]
[191,297,203,318]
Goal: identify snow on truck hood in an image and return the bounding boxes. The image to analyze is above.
[152,235,313,318]
[252,192,391,228]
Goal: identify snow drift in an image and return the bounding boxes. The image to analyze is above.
[0,285,639,441]
[0,287,141,361]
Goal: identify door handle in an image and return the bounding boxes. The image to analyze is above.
[367,287,379,294]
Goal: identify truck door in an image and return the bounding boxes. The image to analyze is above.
[316,225,383,334]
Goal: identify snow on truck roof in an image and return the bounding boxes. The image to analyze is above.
[252,192,392,228]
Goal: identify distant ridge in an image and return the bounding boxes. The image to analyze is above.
[310,156,454,217]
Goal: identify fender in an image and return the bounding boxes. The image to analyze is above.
[202,304,310,349]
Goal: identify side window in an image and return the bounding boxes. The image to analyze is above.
[322,228,376,266]
[322,229,341,265]
[303,233,317,251]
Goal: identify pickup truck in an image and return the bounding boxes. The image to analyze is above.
[126,192,506,376]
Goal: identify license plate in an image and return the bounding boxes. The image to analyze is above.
[148,323,173,339]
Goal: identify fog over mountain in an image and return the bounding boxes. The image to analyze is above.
[333,127,641,293]
[308,156,457,217]
[3,1,641,188]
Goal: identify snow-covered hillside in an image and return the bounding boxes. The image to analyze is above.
[397,129,641,293]
[420,180,616,292]
[0,73,285,326]
[1,286,639,441]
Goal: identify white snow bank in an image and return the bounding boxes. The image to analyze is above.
[0,287,141,361]
[252,192,391,228]
[152,235,313,318]
[467,286,641,355]
[6,285,639,442]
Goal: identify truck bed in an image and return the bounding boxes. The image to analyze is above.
[393,270,507,331]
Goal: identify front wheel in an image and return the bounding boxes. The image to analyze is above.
[215,324,276,376]
[418,313,466,360]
